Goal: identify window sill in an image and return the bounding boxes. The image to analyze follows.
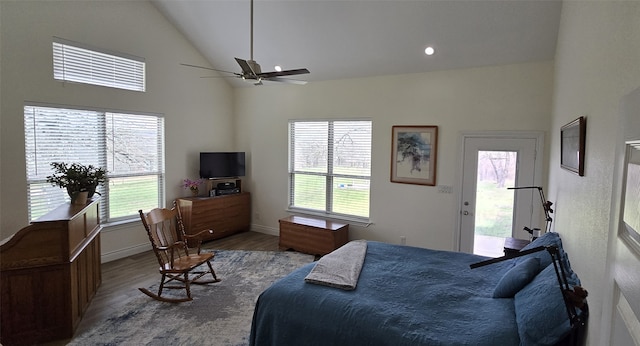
[101,218,140,233]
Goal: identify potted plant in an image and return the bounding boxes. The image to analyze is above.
[46,162,107,204]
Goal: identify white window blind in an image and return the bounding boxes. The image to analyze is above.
[24,104,164,222]
[289,120,372,220]
[105,112,164,221]
[53,37,146,92]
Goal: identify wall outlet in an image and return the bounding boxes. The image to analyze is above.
[400,236,406,245]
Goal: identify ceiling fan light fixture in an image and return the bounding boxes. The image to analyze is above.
[425,46,435,56]
[274,65,282,72]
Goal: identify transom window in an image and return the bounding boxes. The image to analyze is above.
[53,37,146,92]
[24,104,164,222]
[288,120,372,221]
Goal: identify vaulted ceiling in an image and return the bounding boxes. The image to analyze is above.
[153,0,562,87]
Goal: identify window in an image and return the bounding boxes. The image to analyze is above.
[53,37,146,92]
[288,120,372,220]
[24,104,164,222]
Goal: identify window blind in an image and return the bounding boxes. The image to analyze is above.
[24,106,106,219]
[24,104,164,222]
[53,37,145,92]
[105,112,165,221]
[289,120,372,220]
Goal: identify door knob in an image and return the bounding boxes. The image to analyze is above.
[463,211,469,215]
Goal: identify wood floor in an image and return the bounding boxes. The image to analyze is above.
[46,231,279,345]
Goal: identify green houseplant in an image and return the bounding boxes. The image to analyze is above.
[46,162,107,202]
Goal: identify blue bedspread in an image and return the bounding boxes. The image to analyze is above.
[250,241,520,346]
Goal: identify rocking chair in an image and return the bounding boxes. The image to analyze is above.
[138,203,221,303]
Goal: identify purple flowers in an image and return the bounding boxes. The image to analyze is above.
[182,178,203,191]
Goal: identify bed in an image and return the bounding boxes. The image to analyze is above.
[249,232,587,346]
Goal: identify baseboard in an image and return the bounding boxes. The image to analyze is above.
[251,223,279,237]
[102,226,278,263]
[101,242,151,263]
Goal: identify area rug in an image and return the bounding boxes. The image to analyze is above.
[70,250,315,346]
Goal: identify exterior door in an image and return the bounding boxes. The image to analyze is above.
[458,133,543,256]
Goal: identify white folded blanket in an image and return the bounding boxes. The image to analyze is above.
[304,240,367,290]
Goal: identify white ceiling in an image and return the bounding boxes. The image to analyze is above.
[152,0,562,88]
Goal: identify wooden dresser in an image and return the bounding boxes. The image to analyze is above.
[279,215,349,255]
[176,192,251,244]
[0,199,102,345]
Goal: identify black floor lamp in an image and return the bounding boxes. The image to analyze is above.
[508,186,554,238]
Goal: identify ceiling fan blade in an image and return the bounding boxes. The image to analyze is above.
[180,63,238,75]
[263,77,308,85]
[235,58,257,76]
[258,68,310,79]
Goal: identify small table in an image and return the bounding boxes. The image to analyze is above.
[503,237,531,257]
[279,215,349,256]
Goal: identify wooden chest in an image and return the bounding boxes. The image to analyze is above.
[279,215,349,255]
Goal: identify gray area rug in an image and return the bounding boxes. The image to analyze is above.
[70,250,314,346]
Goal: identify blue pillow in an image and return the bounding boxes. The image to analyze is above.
[518,232,564,268]
[519,232,582,288]
[514,264,573,345]
[493,257,541,298]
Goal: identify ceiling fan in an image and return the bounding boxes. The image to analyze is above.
[182,0,310,86]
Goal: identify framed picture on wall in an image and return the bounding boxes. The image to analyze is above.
[560,116,586,176]
[390,125,438,186]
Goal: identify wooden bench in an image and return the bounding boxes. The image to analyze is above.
[279,215,349,256]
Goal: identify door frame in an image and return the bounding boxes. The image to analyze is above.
[454,131,545,252]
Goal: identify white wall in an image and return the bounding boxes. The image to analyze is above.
[0,0,235,260]
[236,62,554,251]
[549,1,640,344]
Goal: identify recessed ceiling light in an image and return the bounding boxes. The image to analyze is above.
[274,65,282,72]
[424,46,435,56]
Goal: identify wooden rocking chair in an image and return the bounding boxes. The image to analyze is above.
[138,203,221,303]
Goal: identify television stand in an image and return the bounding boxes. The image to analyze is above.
[176,192,250,245]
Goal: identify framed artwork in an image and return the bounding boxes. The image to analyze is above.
[560,116,586,176]
[391,125,438,186]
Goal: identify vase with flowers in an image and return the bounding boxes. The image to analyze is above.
[183,178,203,197]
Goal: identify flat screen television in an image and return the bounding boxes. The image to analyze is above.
[199,152,246,179]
